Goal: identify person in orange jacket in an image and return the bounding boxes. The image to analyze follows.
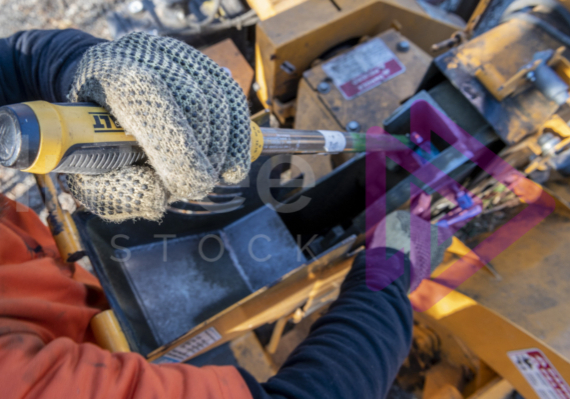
[0,29,446,399]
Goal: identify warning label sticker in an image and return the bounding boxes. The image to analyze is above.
[152,327,222,364]
[321,37,405,100]
[508,348,570,399]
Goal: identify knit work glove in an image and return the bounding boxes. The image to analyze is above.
[66,32,250,222]
[370,211,452,292]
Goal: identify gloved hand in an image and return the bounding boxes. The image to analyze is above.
[66,32,251,222]
[369,210,452,292]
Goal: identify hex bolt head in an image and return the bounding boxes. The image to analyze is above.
[396,41,410,52]
[317,81,331,94]
[346,121,361,132]
[526,71,537,82]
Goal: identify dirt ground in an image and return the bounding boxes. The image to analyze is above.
[0,0,120,39]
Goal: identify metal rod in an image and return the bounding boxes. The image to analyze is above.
[259,128,409,155]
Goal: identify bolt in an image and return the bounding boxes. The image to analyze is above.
[346,121,361,132]
[526,71,536,82]
[537,133,554,146]
[538,132,560,156]
[128,0,144,14]
[410,132,423,144]
[317,81,331,94]
[396,41,410,52]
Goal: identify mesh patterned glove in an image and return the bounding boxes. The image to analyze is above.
[66,32,250,222]
[370,211,452,292]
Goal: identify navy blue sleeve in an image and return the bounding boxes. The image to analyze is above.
[240,249,413,399]
[0,29,105,106]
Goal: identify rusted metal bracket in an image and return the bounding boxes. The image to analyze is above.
[476,47,569,102]
[431,0,492,52]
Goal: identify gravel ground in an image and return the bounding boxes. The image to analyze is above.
[0,0,121,39]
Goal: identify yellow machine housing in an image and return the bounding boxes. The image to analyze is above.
[255,0,463,123]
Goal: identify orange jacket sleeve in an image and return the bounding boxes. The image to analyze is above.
[0,194,252,399]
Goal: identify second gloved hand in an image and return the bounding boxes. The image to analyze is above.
[370,211,452,292]
[66,32,251,222]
